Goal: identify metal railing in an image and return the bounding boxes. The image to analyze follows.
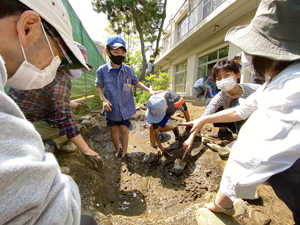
[162,0,225,55]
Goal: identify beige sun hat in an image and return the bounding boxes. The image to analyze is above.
[225,0,300,61]
[19,0,89,70]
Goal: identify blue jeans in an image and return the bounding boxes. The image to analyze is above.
[194,86,204,98]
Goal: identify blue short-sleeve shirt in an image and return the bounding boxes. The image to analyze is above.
[95,61,139,121]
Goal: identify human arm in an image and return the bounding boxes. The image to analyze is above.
[96,87,112,111]
[70,134,102,169]
[183,108,242,151]
[134,81,162,95]
[152,126,165,155]
[69,101,82,108]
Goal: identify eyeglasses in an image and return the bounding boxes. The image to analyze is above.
[42,22,73,67]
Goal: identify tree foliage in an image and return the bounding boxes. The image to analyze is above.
[92,0,167,80]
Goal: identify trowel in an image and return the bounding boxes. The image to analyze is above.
[173,147,188,172]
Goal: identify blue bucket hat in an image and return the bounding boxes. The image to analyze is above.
[107,35,127,52]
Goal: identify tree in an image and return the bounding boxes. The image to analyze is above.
[92,0,167,81]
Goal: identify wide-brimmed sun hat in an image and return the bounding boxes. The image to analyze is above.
[146,95,167,124]
[19,0,89,70]
[225,0,300,61]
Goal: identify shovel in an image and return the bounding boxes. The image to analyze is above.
[173,147,188,173]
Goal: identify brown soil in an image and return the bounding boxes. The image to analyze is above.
[55,97,294,225]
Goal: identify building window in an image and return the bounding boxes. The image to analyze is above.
[163,34,171,53]
[175,61,187,93]
[203,0,225,18]
[177,16,188,41]
[198,46,228,90]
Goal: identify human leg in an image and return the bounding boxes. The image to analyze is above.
[119,125,129,157]
[148,124,156,147]
[267,158,300,224]
[204,190,235,216]
[33,120,69,149]
[109,125,120,156]
[194,86,202,98]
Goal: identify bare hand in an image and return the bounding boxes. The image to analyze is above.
[183,137,194,152]
[82,148,103,170]
[179,118,203,133]
[150,90,163,95]
[103,101,112,112]
[157,145,164,156]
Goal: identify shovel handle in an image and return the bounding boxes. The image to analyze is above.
[182,147,188,161]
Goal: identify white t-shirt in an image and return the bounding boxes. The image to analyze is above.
[220,62,300,201]
[194,78,204,87]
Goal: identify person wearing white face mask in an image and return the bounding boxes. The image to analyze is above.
[181,0,300,222]
[0,0,100,224]
[198,60,261,155]
[8,41,103,170]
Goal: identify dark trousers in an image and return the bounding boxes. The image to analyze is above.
[205,98,245,134]
[267,158,300,225]
[80,215,97,225]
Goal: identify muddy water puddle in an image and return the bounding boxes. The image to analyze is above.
[57,111,225,224]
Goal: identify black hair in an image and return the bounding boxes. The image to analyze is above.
[0,0,30,19]
[212,60,240,82]
[233,56,241,61]
[252,56,296,80]
[0,0,59,38]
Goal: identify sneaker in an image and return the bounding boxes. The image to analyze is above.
[173,126,179,140]
[206,130,234,141]
[43,139,58,153]
[196,97,199,100]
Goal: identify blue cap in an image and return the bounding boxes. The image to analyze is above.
[107,35,126,52]
[146,95,167,123]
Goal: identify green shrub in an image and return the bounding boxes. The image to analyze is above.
[136,72,172,104]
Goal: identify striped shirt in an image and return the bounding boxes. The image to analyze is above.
[201,83,262,118]
[7,70,79,139]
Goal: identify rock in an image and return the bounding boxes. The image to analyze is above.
[195,208,240,225]
[60,166,70,174]
[79,115,91,121]
[207,143,221,152]
[175,113,184,118]
[207,143,231,158]
[204,125,212,132]
[81,209,113,225]
[201,137,210,144]
[233,198,248,216]
[140,104,147,110]
[136,106,141,110]
[249,209,271,225]
[81,119,92,126]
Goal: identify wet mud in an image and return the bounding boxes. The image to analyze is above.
[55,98,294,224]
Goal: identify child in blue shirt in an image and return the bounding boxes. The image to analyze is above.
[95,35,157,158]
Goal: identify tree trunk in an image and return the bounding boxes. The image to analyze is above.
[154,0,167,58]
[131,7,147,82]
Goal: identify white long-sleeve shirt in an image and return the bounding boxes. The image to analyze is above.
[220,62,300,201]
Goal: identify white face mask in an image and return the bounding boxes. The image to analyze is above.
[216,76,236,92]
[6,24,61,90]
[65,69,83,80]
[241,51,255,74]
